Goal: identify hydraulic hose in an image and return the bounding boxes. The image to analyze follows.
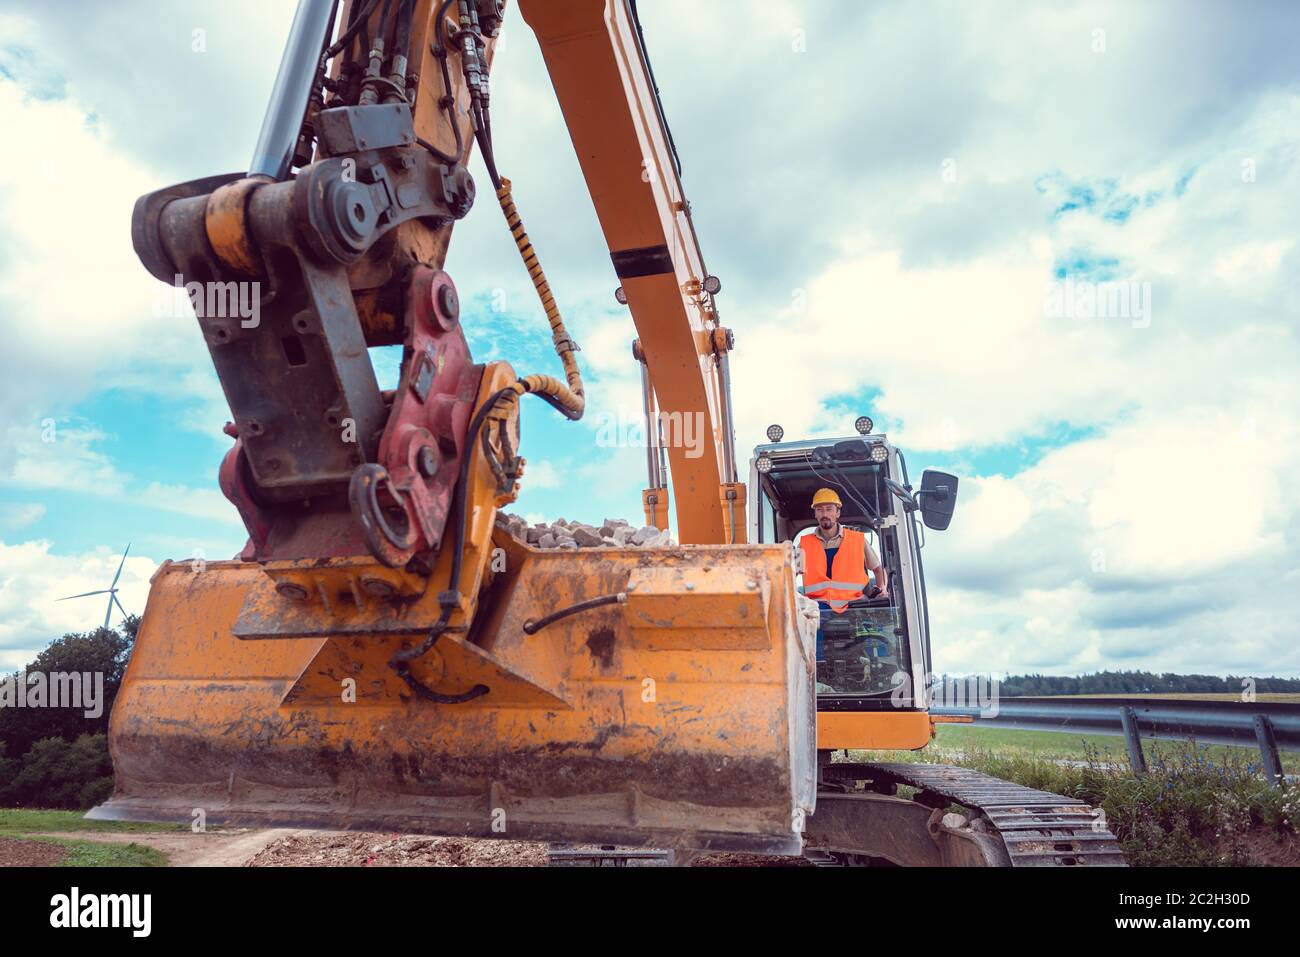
[387,385,517,704]
[495,178,586,422]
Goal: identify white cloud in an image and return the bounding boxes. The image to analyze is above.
[135,482,245,525]
[0,503,45,531]
[925,399,1300,674]
[0,540,153,669]
[0,420,242,527]
[2,422,129,495]
[0,64,221,453]
[521,459,561,490]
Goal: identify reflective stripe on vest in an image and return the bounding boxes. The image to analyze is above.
[799,529,869,615]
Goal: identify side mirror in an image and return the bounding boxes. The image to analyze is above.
[918,470,959,530]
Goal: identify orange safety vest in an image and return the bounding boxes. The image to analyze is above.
[799,528,870,614]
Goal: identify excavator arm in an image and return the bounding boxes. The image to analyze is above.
[94,0,815,855]
[520,0,745,544]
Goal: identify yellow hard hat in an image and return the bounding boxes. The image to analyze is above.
[812,488,842,508]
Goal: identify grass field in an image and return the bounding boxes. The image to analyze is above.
[911,723,1300,773]
[0,808,184,836]
[0,809,177,867]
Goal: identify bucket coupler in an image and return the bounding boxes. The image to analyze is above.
[131,125,478,564]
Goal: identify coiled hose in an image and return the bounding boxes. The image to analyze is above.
[488,177,586,426]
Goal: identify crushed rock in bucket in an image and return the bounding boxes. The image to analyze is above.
[496,512,676,549]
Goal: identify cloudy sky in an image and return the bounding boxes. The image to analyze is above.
[0,0,1297,679]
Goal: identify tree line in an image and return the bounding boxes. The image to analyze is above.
[996,670,1300,697]
[0,619,136,808]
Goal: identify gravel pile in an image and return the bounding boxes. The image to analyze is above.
[496,512,677,549]
[244,830,811,867]
[249,832,548,867]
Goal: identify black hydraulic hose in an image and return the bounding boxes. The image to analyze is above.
[355,16,369,102]
[388,387,516,703]
[416,8,468,167]
[523,593,628,635]
[417,134,459,163]
[393,0,414,71]
[450,387,516,588]
[352,0,393,106]
[442,0,500,189]
[474,104,502,190]
[481,419,507,486]
[497,419,515,473]
[435,0,457,50]
[331,0,360,102]
[628,0,682,178]
[337,0,357,76]
[319,0,341,69]
[325,0,379,61]
[807,454,879,522]
[376,0,394,48]
[422,0,465,163]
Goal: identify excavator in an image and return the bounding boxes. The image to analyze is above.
[94,0,1124,866]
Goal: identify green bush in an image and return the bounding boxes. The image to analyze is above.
[77,775,115,809]
[895,740,1297,866]
[0,733,114,809]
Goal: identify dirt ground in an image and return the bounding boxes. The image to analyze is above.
[0,836,68,866]
[18,828,300,866]
[1234,830,1300,867]
[0,827,809,867]
[9,824,1293,867]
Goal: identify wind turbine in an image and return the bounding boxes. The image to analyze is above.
[57,544,132,629]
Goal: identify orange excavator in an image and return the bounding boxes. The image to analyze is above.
[95,0,1123,866]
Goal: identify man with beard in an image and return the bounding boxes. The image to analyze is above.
[799,487,888,611]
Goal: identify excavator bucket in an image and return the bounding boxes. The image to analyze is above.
[91,535,818,855]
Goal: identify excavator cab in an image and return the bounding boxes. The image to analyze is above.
[746,431,1125,867]
[749,426,958,742]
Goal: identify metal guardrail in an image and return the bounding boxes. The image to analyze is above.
[930,696,1300,787]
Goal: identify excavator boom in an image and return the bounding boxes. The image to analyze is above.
[521,0,746,543]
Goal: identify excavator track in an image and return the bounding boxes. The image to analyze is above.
[546,845,676,867]
[551,762,1126,867]
[822,762,1127,867]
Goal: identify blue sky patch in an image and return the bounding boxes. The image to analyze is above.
[1052,250,1123,281]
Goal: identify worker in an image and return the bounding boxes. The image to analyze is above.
[799,487,889,613]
